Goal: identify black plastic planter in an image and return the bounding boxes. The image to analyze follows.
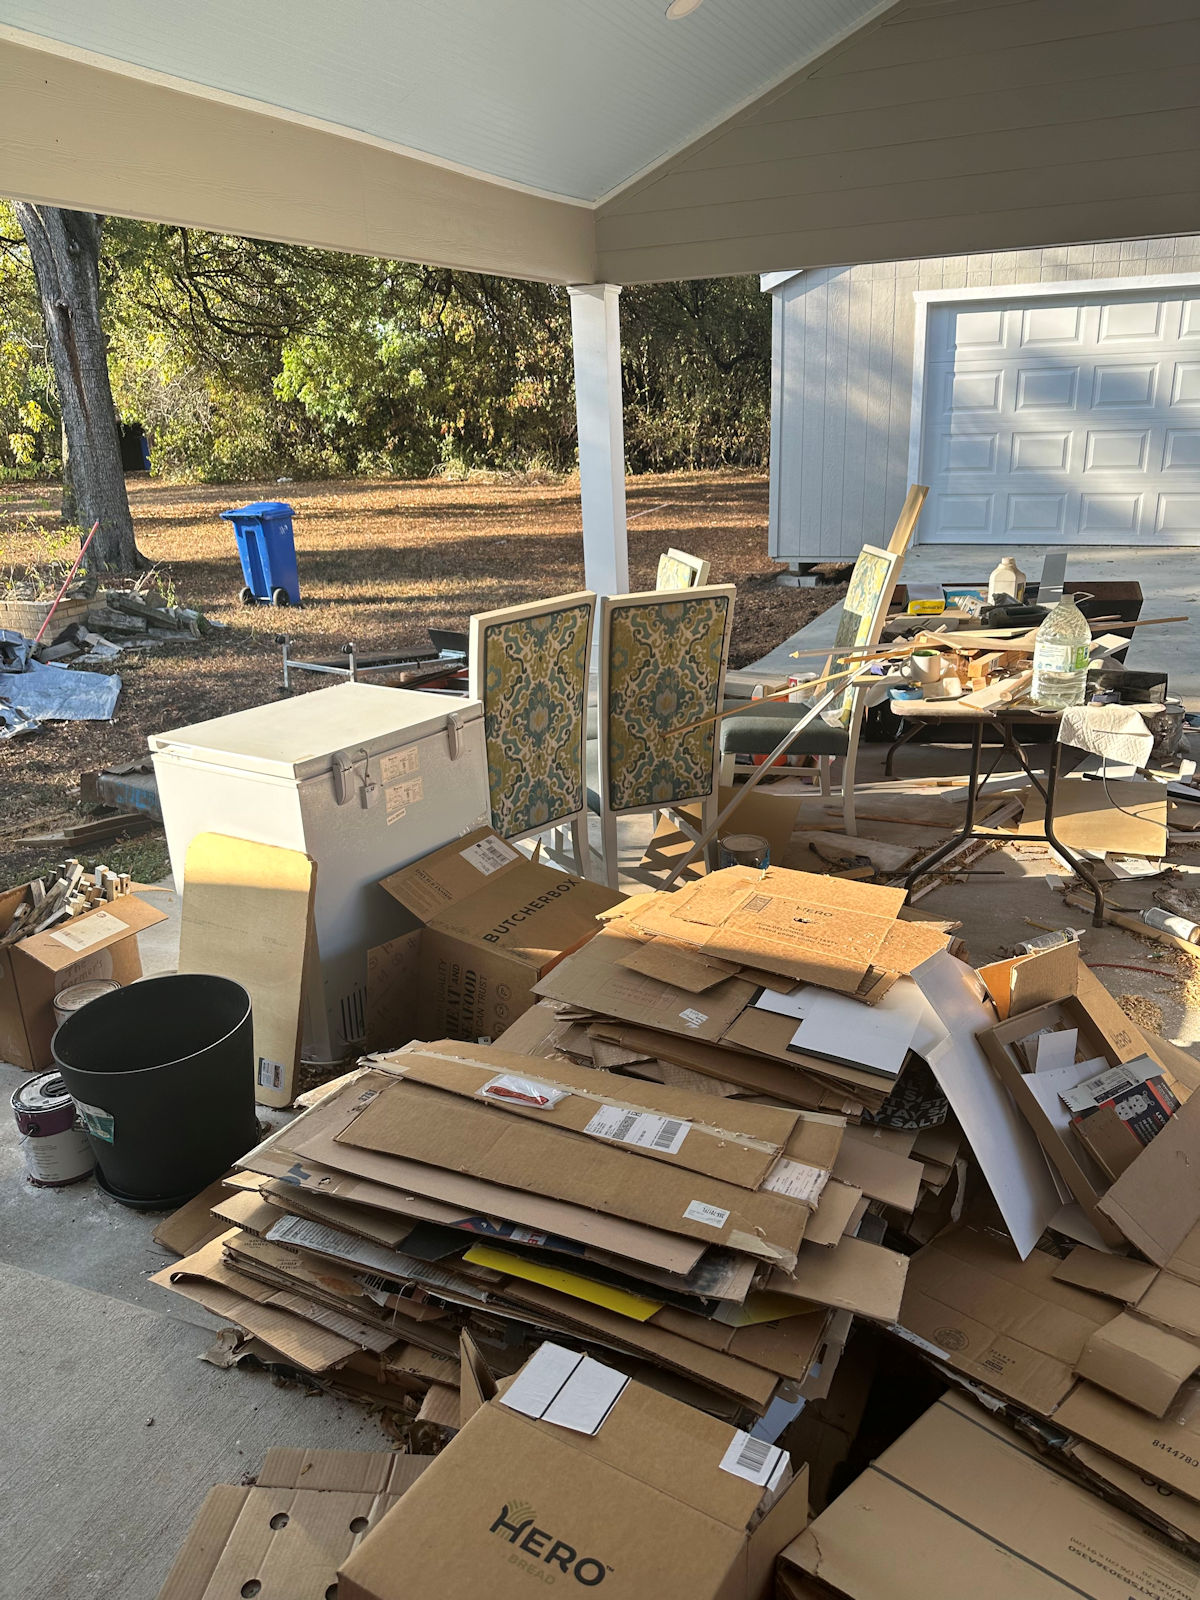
[52,973,257,1209]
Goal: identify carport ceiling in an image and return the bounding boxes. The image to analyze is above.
[0,0,886,203]
[2,0,1199,283]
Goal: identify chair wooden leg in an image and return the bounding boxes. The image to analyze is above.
[601,811,620,889]
[840,743,859,835]
[818,756,832,797]
[569,817,587,878]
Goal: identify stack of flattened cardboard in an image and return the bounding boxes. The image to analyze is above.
[150,1037,924,1429]
[525,866,960,1120]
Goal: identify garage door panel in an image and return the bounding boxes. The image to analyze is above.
[939,432,999,473]
[1083,429,1150,472]
[1011,431,1071,472]
[931,493,996,537]
[921,287,1200,544]
[1172,361,1200,405]
[1098,300,1167,342]
[1020,303,1083,347]
[1015,366,1079,410]
[1006,493,1068,536]
[1080,492,1143,538]
[1157,494,1200,540]
[1165,429,1200,470]
[1092,363,1160,408]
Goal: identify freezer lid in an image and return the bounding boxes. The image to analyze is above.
[148,681,483,780]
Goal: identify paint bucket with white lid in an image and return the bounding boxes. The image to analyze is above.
[53,978,120,1029]
[11,1072,94,1188]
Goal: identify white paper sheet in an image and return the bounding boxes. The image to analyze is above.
[786,979,927,1078]
[1031,1028,1078,1073]
[500,1343,628,1435]
[911,951,1061,1259]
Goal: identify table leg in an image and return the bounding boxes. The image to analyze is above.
[1040,738,1106,927]
[884,719,925,778]
[902,722,983,894]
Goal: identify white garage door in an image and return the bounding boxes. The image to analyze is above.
[919,286,1200,544]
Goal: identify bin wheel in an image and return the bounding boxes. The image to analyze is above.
[239,586,258,606]
[270,587,291,608]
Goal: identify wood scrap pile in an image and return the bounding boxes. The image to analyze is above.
[0,860,135,945]
[86,584,223,645]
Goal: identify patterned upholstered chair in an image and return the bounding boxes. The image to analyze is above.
[594,585,735,887]
[468,591,596,873]
[656,548,711,590]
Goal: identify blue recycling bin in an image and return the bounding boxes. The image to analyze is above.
[220,500,301,607]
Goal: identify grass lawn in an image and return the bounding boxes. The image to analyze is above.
[2,469,844,883]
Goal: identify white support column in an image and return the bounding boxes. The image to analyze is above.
[568,282,628,598]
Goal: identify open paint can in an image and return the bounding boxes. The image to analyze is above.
[53,978,120,1029]
[718,833,770,870]
[11,1072,94,1188]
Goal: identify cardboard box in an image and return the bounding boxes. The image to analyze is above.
[777,1391,1200,1599]
[378,826,623,1041]
[157,1446,434,1600]
[338,1341,811,1600]
[977,981,1200,1251]
[0,889,167,1070]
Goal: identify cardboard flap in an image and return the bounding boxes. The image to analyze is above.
[617,867,908,993]
[378,826,526,921]
[1052,1246,1158,1305]
[764,1234,909,1323]
[979,943,1080,1021]
[1098,1092,1200,1266]
[381,1038,804,1189]
[1076,1312,1200,1417]
[14,892,167,973]
[333,1077,811,1267]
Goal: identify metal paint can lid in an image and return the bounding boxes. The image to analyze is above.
[11,1071,75,1116]
[53,979,120,1022]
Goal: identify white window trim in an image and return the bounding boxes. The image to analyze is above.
[905,269,1200,541]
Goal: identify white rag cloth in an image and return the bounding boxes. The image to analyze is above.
[1057,703,1154,767]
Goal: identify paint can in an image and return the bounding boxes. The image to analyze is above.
[52,978,120,1029]
[718,833,770,870]
[11,1072,94,1188]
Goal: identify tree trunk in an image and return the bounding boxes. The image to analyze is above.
[14,204,143,573]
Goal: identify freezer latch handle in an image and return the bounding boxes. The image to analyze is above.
[332,746,376,808]
[446,712,466,761]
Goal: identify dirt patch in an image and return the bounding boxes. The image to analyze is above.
[2,471,843,882]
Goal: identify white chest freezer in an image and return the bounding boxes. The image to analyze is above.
[149,682,490,1061]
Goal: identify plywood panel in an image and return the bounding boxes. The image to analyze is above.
[178,833,316,1108]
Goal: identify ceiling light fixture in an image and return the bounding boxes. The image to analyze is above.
[665,0,705,18]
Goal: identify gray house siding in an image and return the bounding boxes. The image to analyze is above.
[767,235,1200,562]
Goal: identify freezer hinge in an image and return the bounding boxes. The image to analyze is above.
[332,746,377,808]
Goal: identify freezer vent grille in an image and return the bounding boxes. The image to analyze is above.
[339,984,367,1046]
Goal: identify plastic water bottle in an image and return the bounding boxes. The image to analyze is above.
[1032,595,1090,709]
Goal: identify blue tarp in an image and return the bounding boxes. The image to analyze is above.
[0,629,121,722]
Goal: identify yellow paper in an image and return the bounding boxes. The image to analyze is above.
[463,1244,664,1322]
[718,1291,822,1327]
